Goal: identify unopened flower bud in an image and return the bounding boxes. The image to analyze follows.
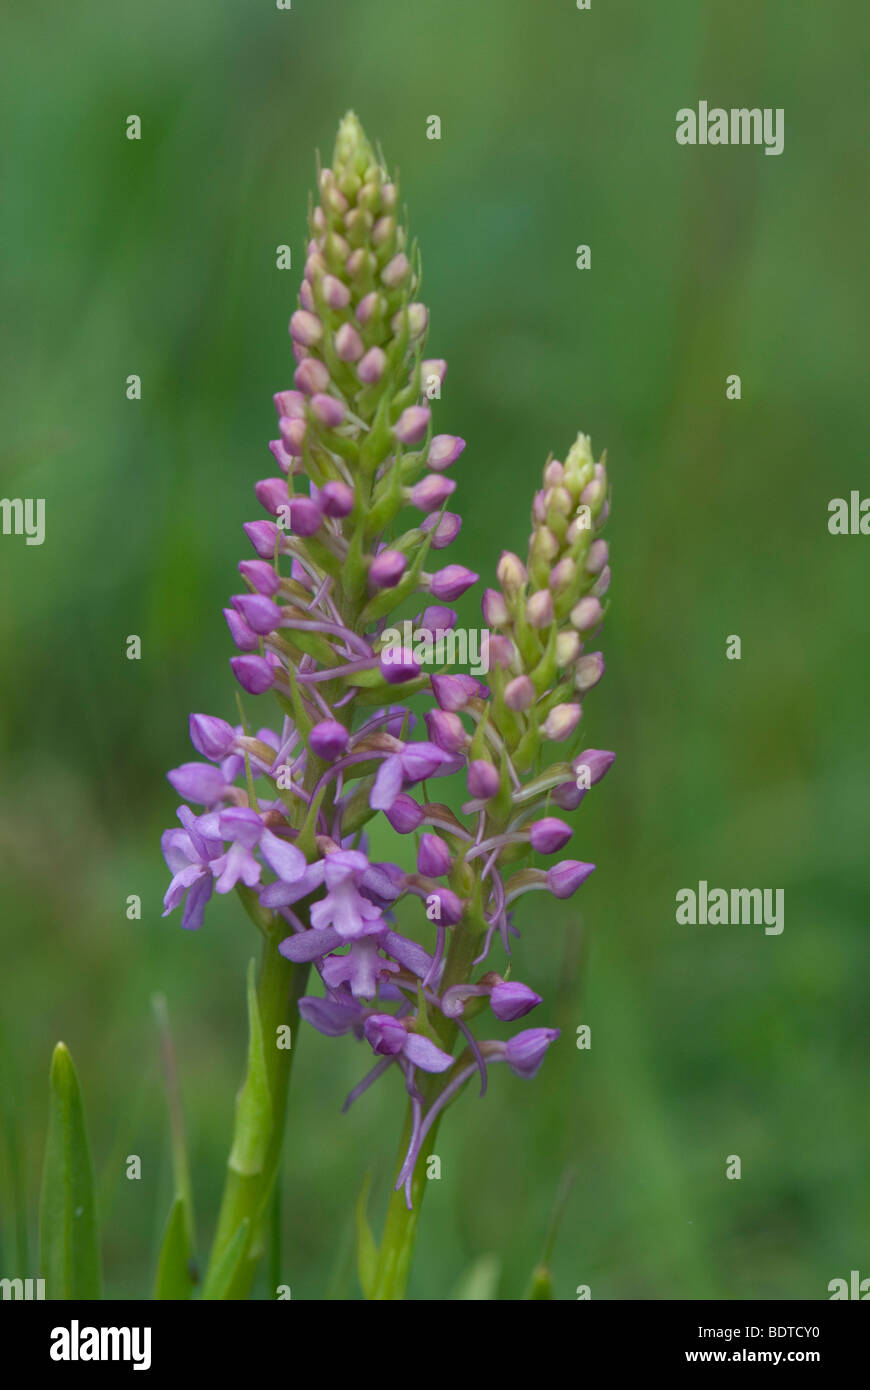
[430,673,484,711]
[549,556,577,594]
[504,1028,560,1078]
[391,303,428,338]
[356,291,382,325]
[428,434,465,470]
[394,405,430,445]
[546,860,595,898]
[421,511,462,549]
[286,497,323,536]
[311,393,345,429]
[167,762,227,805]
[585,539,609,575]
[504,675,535,711]
[279,415,307,454]
[529,817,573,854]
[232,593,282,635]
[574,652,604,692]
[488,635,515,669]
[467,760,500,800]
[223,606,259,652]
[319,480,355,517]
[526,589,553,628]
[429,565,478,600]
[254,477,289,516]
[334,322,364,362]
[309,719,350,760]
[189,714,236,761]
[556,630,581,667]
[541,702,582,742]
[244,520,282,559]
[425,709,467,754]
[289,309,323,346]
[410,474,456,512]
[321,274,351,309]
[238,559,280,596]
[357,346,386,383]
[490,981,542,1021]
[369,549,407,589]
[379,647,421,683]
[294,357,330,395]
[385,794,424,834]
[572,748,615,787]
[496,551,527,596]
[482,588,509,627]
[570,596,603,632]
[381,252,411,288]
[230,654,277,695]
[417,834,451,878]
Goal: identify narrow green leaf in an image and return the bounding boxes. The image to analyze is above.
[153,1197,196,1300]
[355,1172,377,1300]
[228,960,273,1176]
[200,1219,250,1300]
[38,1042,102,1300]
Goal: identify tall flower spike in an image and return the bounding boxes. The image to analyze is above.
[161,113,615,1302]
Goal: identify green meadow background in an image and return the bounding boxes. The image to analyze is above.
[1,0,868,1299]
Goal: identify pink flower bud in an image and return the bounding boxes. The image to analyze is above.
[244,520,282,559]
[424,709,467,755]
[224,607,258,651]
[231,593,282,636]
[286,496,322,536]
[496,551,527,595]
[482,588,509,627]
[356,291,382,325]
[417,833,451,877]
[529,817,573,854]
[189,715,236,761]
[421,511,462,549]
[311,393,345,429]
[585,539,609,575]
[504,675,535,711]
[319,480,354,517]
[254,477,288,516]
[410,474,456,512]
[574,652,605,692]
[429,565,477,600]
[357,346,387,383]
[279,415,307,454]
[289,309,323,346]
[369,549,406,589]
[309,719,350,761]
[238,559,280,597]
[381,252,411,287]
[467,760,500,800]
[294,357,331,396]
[490,981,542,1021]
[394,405,431,445]
[526,589,553,628]
[385,794,424,834]
[541,702,582,741]
[570,596,603,632]
[334,322,364,362]
[273,390,306,419]
[230,655,276,695]
[321,275,350,309]
[428,434,465,470]
[547,861,595,899]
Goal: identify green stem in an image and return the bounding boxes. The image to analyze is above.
[202,934,309,1299]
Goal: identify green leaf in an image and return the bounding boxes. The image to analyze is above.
[38,1042,102,1299]
[153,1197,196,1300]
[228,960,274,1176]
[200,1219,250,1300]
[355,1172,378,1299]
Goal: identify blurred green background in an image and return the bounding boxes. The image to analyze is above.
[1,0,868,1300]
